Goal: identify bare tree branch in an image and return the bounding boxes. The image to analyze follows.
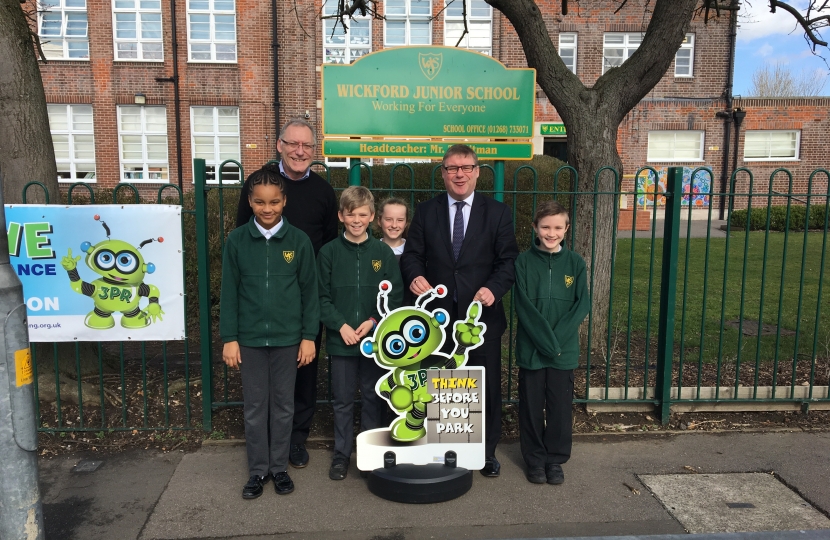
[770,0,828,47]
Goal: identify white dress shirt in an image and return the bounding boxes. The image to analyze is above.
[447,192,475,244]
[254,217,284,239]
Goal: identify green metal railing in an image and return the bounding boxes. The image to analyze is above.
[22,182,197,434]
[193,159,830,430]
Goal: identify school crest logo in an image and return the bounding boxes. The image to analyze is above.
[283,251,295,263]
[372,260,382,272]
[419,53,442,80]
[564,275,574,288]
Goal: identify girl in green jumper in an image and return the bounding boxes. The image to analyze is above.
[514,200,590,485]
[220,164,319,500]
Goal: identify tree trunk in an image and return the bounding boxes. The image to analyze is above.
[0,0,60,204]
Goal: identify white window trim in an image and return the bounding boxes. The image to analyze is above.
[558,32,577,75]
[186,0,237,63]
[674,33,695,78]
[384,0,432,47]
[39,0,89,61]
[190,106,242,184]
[444,0,492,56]
[602,32,641,74]
[112,0,164,62]
[743,130,801,161]
[647,130,705,162]
[49,104,97,183]
[117,105,170,183]
[322,1,372,64]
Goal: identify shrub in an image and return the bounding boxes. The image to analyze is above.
[729,205,830,232]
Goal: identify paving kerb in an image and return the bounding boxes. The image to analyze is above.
[133,431,830,540]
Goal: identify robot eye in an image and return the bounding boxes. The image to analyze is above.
[115,251,139,274]
[382,333,407,359]
[402,318,428,345]
[95,250,116,270]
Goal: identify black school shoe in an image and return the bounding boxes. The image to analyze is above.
[272,471,295,495]
[480,456,501,477]
[546,463,565,485]
[329,456,349,481]
[289,444,309,468]
[242,475,268,499]
[526,467,546,484]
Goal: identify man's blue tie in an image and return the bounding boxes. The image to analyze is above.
[452,201,465,261]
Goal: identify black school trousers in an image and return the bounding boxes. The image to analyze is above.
[518,366,574,469]
[290,323,323,445]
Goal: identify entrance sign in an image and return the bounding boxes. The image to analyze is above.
[322,47,535,140]
[323,139,532,160]
[357,281,486,470]
[5,205,186,342]
[541,123,566,135]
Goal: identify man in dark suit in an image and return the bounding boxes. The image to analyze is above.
[401,144,519,477]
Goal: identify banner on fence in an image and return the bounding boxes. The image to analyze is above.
[356,281,486,471]
[5,205,186,342]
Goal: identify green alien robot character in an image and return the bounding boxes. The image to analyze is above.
[361,280,486,443]
[61,214,165,330]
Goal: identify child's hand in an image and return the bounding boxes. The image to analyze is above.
[297,339,315,366]
[223,341,241,369]
[354,320,374,339]
[340,323,359,346]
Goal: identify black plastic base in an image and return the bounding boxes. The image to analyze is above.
[367,464,473,504]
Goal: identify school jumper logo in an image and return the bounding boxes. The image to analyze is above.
[419,53,442,80]
[372,260,382,272]
[564,275,574,288]
[283,251,294,263]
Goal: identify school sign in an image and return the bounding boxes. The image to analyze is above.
[321,47,535,160]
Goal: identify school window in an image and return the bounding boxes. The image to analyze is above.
[674,34,695,77]
[187,0,237,62]
[559,33,577,74]
[743,130,800,161]
[117,106,169,182]
[113,0,163,60]
[191,106,241,183]
[385,0,431,47]
[647,131,704,162]
[444,0,492,56]
[322,0,371,64]
[39,0,89,60]
[48,104,96,182]
[602,33,641,74]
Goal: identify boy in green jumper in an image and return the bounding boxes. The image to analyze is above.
[514,200,590,485]
[220,164,319,499]
[317,186,403,480]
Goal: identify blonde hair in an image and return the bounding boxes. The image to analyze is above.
[339,186,375,213]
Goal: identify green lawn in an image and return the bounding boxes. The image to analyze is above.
[608,231,830,365]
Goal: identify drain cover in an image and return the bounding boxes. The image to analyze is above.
[72,460,103,473]
[639,472,830,533]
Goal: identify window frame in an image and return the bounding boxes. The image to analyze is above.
[647,130,705,162]
[190,106,242,184]
[186,0,237,63]
[48,104,96,183]
[743,130,801,161]
[39,0,90,60]
[112,0,164,61]
[117,105,170,183]
[384,0,432,47]
[322,0,371,64]
[674,33,695,77]
[444,0,492,56]
[558,32,577,75]
[602,32,642,74]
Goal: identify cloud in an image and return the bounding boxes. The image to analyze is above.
[737,0,813,42]
[754,43,775,57]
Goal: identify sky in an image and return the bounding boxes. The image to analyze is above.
[733,1,829,95]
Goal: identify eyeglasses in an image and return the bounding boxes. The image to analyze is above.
[280,139,316,152]
[443,164,477,174]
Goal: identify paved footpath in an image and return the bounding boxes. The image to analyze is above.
[38,431,830,540]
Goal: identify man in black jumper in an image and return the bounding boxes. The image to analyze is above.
[236,118,338,468]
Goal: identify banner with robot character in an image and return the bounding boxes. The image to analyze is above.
[356,281,487,471]
[4,205,185,342]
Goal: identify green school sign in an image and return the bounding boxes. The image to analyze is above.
[321,47,535,144]
[323,139,532,160]
[540,123,566,135]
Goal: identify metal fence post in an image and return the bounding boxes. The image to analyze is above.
[0,169,45,539]
[493,160,505,202]
[349,158,361,186]
[655,166,682,425]
[194,159,213,432]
